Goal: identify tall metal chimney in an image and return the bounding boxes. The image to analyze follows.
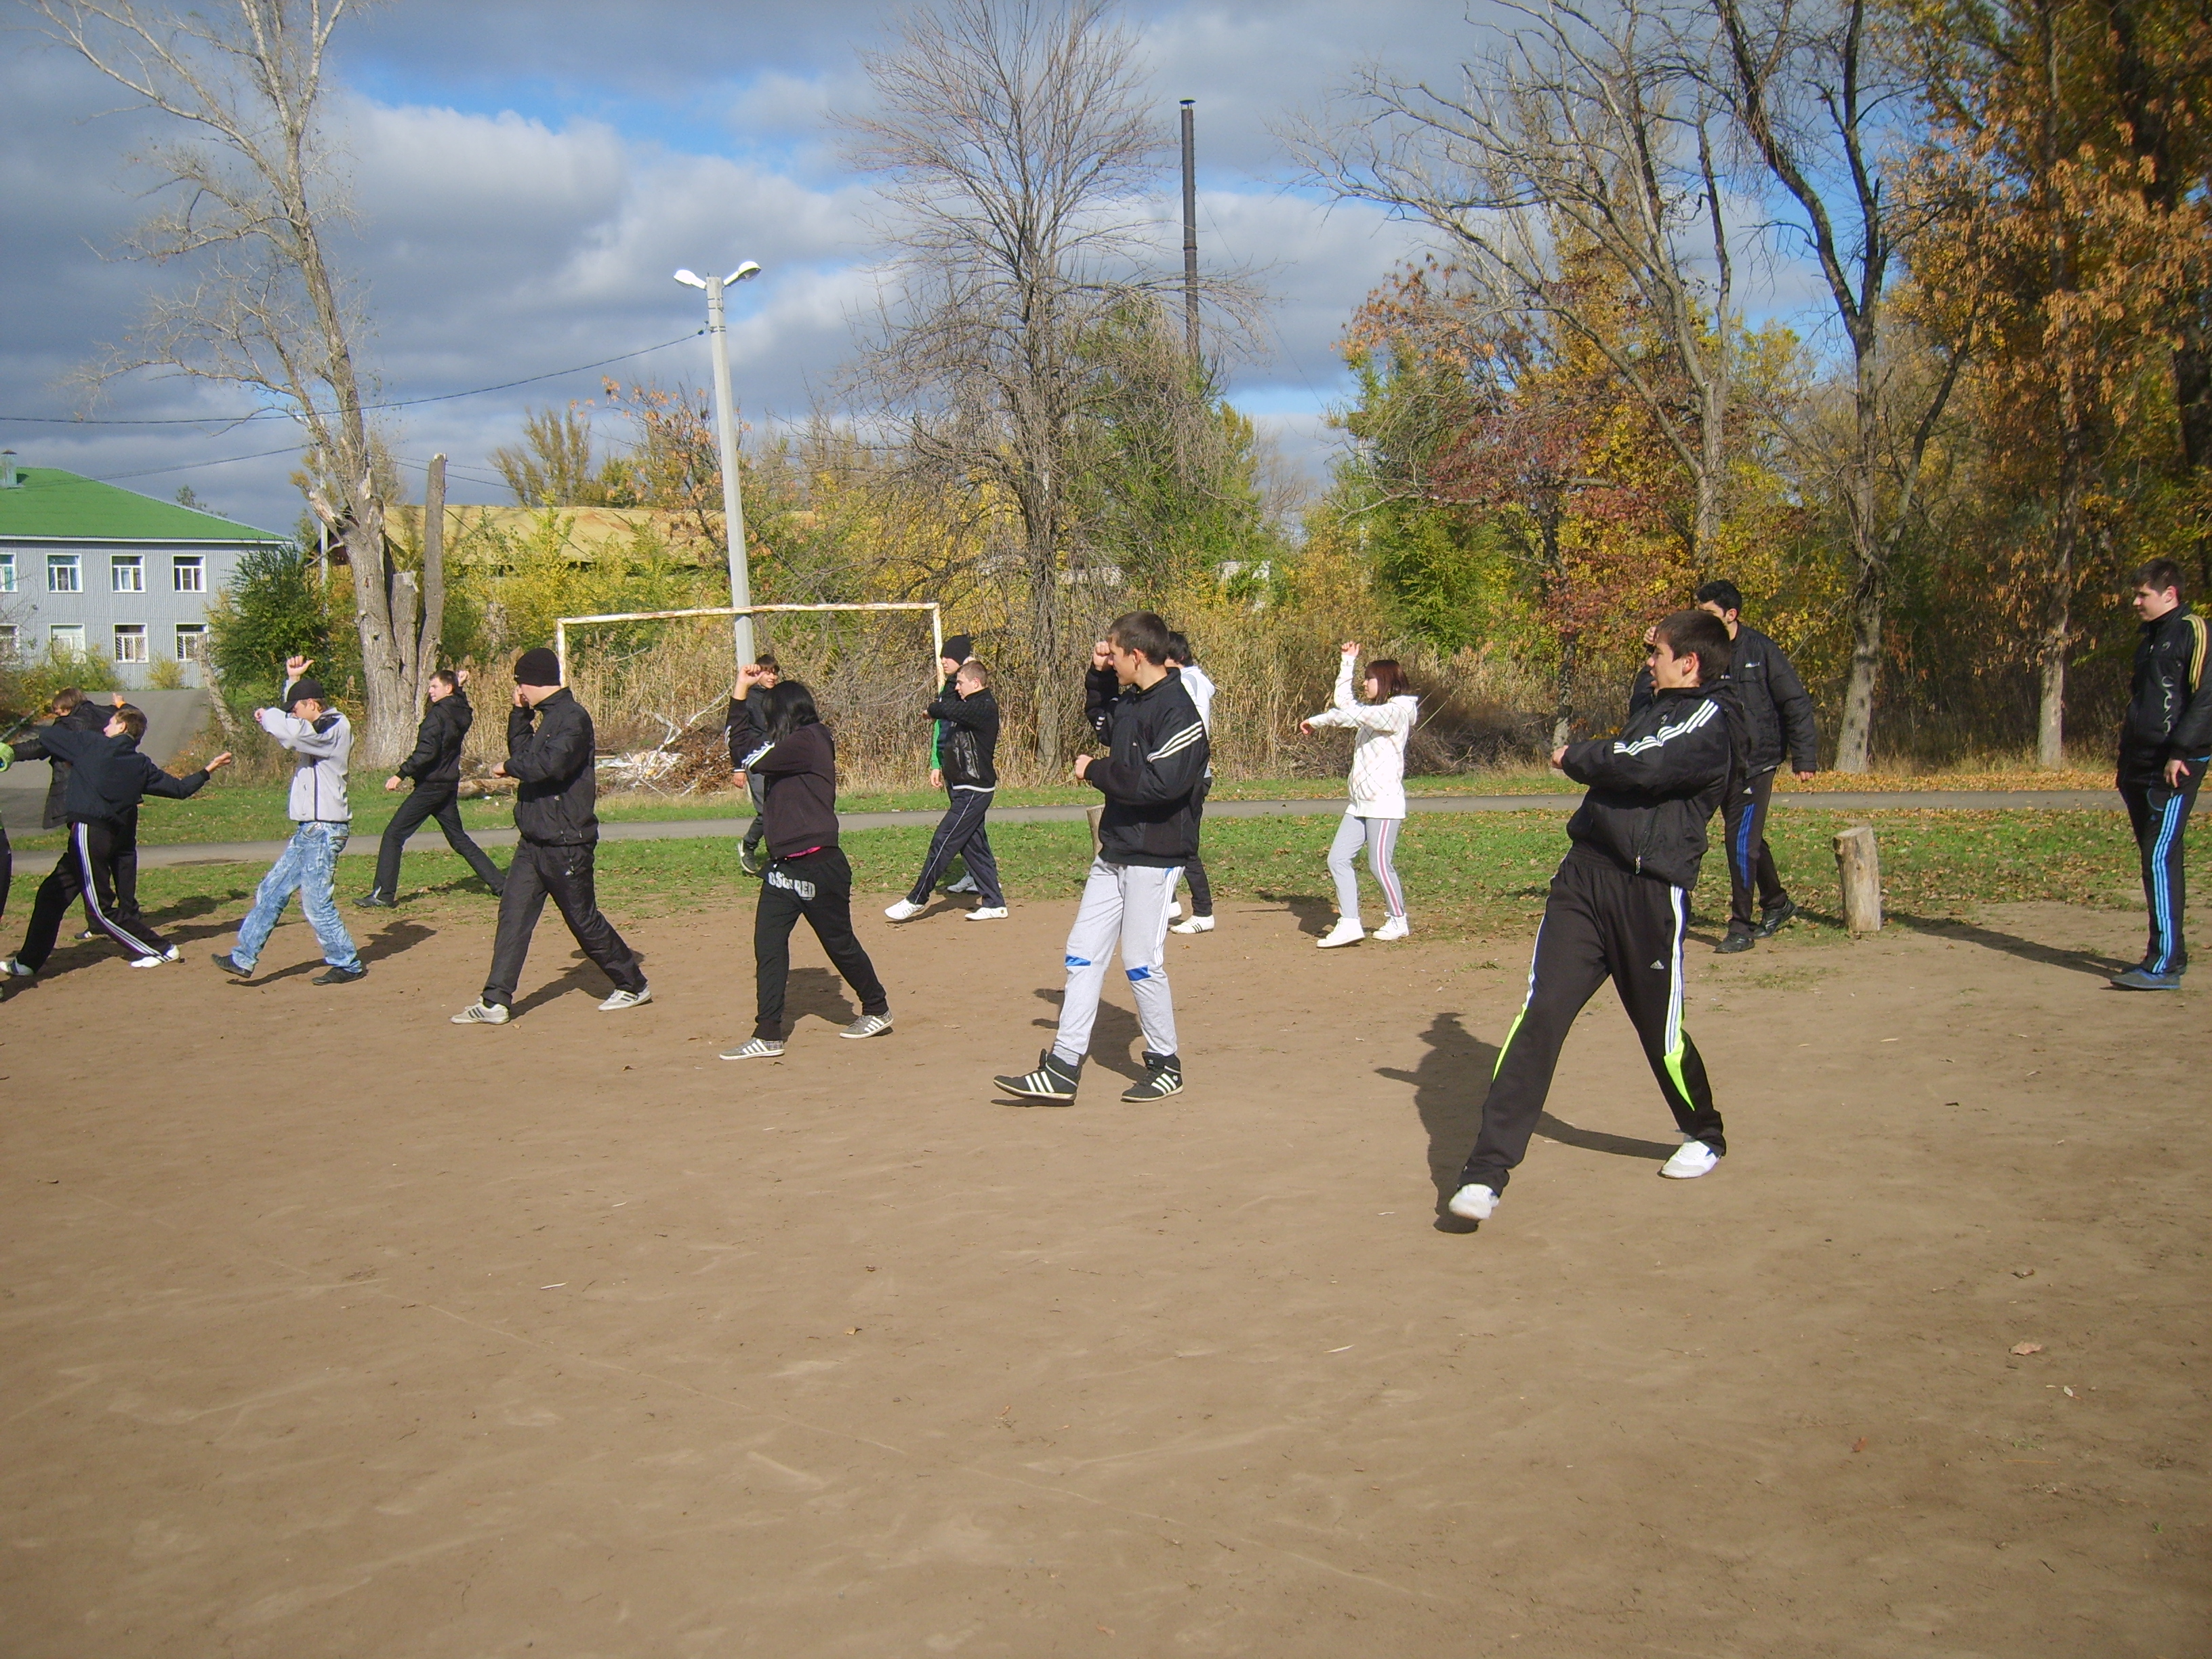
[1180,100,1200,362]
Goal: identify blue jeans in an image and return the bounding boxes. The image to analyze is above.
[234,821,361,970]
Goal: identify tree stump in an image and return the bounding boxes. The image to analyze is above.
[1832,824,1883,935]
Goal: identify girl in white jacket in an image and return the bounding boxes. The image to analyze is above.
[1300,642,1417,947]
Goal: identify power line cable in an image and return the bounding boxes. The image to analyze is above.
[0,331,703,427]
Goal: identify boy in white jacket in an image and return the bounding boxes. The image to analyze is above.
[214,657,367,984]
[1300,641,1418,947]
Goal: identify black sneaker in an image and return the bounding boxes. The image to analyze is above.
[314,962,369,985]
[356,892,396,909]
[995,1050,1081,1103]
[211,951,251,977]
[1753,897,1797,939]
[1121,1052,1184,1102]
[738,842,768,877]
[1715,930,1756,954]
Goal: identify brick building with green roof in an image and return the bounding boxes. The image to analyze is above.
[0,450,288,687]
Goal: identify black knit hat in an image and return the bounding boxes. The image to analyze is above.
[941,634,973,662]
[283,677,327,712]
[514,647,562,687]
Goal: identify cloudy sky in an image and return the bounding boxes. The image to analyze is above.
[1,1,1513,533]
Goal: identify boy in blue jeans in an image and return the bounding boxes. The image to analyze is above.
[214,657,367,985]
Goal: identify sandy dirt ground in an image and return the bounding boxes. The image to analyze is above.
[1,886,2205,1658]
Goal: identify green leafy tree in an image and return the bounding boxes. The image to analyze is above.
[206,542,333,708]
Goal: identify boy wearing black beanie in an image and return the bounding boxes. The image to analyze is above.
[450,649,649,1024]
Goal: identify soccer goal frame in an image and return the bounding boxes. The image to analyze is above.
[553,602,944,684]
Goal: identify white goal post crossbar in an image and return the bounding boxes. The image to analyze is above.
[554,602,943,685]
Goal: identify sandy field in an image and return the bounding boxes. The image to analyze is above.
[1,886,2205,1658]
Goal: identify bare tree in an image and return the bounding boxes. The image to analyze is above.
[842,0,1229,766]
[28,0,438,765]
[1292,0,1742,565]
[1710,0,1976,771]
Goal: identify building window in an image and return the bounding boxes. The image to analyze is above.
[49,624,85,655]
[114,624,148,663]
[111,555,145,593]
[172,554,205,592]
[0,625,18,661]
[173,623,207,662]
[0,552,15,592]
[47,554,80,593]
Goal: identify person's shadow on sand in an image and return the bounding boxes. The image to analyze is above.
[1380,1010,1677,1230]
[1024,985,1146,1082]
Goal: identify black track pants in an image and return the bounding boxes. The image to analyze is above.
[372,782,506,899]
[1,817,12,922]
[741,772,768,853]
[1182,776,1214,918]
[1460,853,1725,1194]
[2121,760,2205,974]
[905,789,1004,906]
[756,847,888,1039]
[1723,767,1787,935]
[482,839,644,1008]
[19,819,173,970]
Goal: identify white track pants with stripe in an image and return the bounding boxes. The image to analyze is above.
[1052,858,1181,1067]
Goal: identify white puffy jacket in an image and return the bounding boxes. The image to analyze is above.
[1306,653,1417,819]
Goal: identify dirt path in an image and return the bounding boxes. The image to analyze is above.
[1,894,2203,1656]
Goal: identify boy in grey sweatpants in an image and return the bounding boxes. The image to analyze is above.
[995,611,1208,1105]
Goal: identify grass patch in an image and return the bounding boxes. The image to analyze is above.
[96,807,2203,949]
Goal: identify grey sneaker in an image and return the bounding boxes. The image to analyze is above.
[721,1037,785,1059]
[2110,966,2185,991]
[451,1001,510,1025]
[598,985,652,1012]
[840,1012,895,1040]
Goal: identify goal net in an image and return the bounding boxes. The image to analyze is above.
[554,602,945,794]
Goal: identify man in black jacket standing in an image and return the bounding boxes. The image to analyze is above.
[360,668,505,907]
[996,612,1208,1105]
[886,655,1006,922]
[2112,558,2212,990]
[451,649,649,1025]
[1449,610,1746,1226]
[1634,580,1818,951]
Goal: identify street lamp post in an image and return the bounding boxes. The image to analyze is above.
[675,260,762,664]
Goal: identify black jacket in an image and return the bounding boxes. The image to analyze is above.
[16,725,212,825]
[397,691,474,786]
[1084,664,1121,743]
[1562,681,1746,890]
[40,698,116,830]
[726,695,773,771]
[753,721,840,859]
[1085,672,1209,867]
[928,686,999,790]
[2118,607,2212,782]
[506,688,600,846]
[1633,624,1816,774]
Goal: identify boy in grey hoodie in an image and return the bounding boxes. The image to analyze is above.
[213,657,367,985]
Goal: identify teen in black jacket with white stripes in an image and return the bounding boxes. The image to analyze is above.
[1449,609,1747,1227]
[361,670,505,906]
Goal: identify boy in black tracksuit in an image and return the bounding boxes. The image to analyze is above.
[2111,559,2212,989]
[33,690,143,934]
[887,658,1006,920]
[1450,610,1746,1225]
[1633,580,1818,950]
[450,649,649,1024]
[361,669,505,905]
[3,706,233,976]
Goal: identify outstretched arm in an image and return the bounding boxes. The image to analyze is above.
[1562,698,1732,796]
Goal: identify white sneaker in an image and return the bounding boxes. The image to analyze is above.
[127,954,166,969]
[840,1012,895,1040]
[1374,916,1410,941]
[1169,914,1215,934]
[1,957,32,979]
[884,899,924,922]
[1317,918,1365,949]
[944,874,979,894]
[1167,899,1184,920]
[75,929,98,942]
[965,906,1008,921]
[721,1037,785,1059]
[599,985,651,1012]
[1448,1183,1498,1222]
[451,1002,511,1025]
[1660,1140,1721,1180]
